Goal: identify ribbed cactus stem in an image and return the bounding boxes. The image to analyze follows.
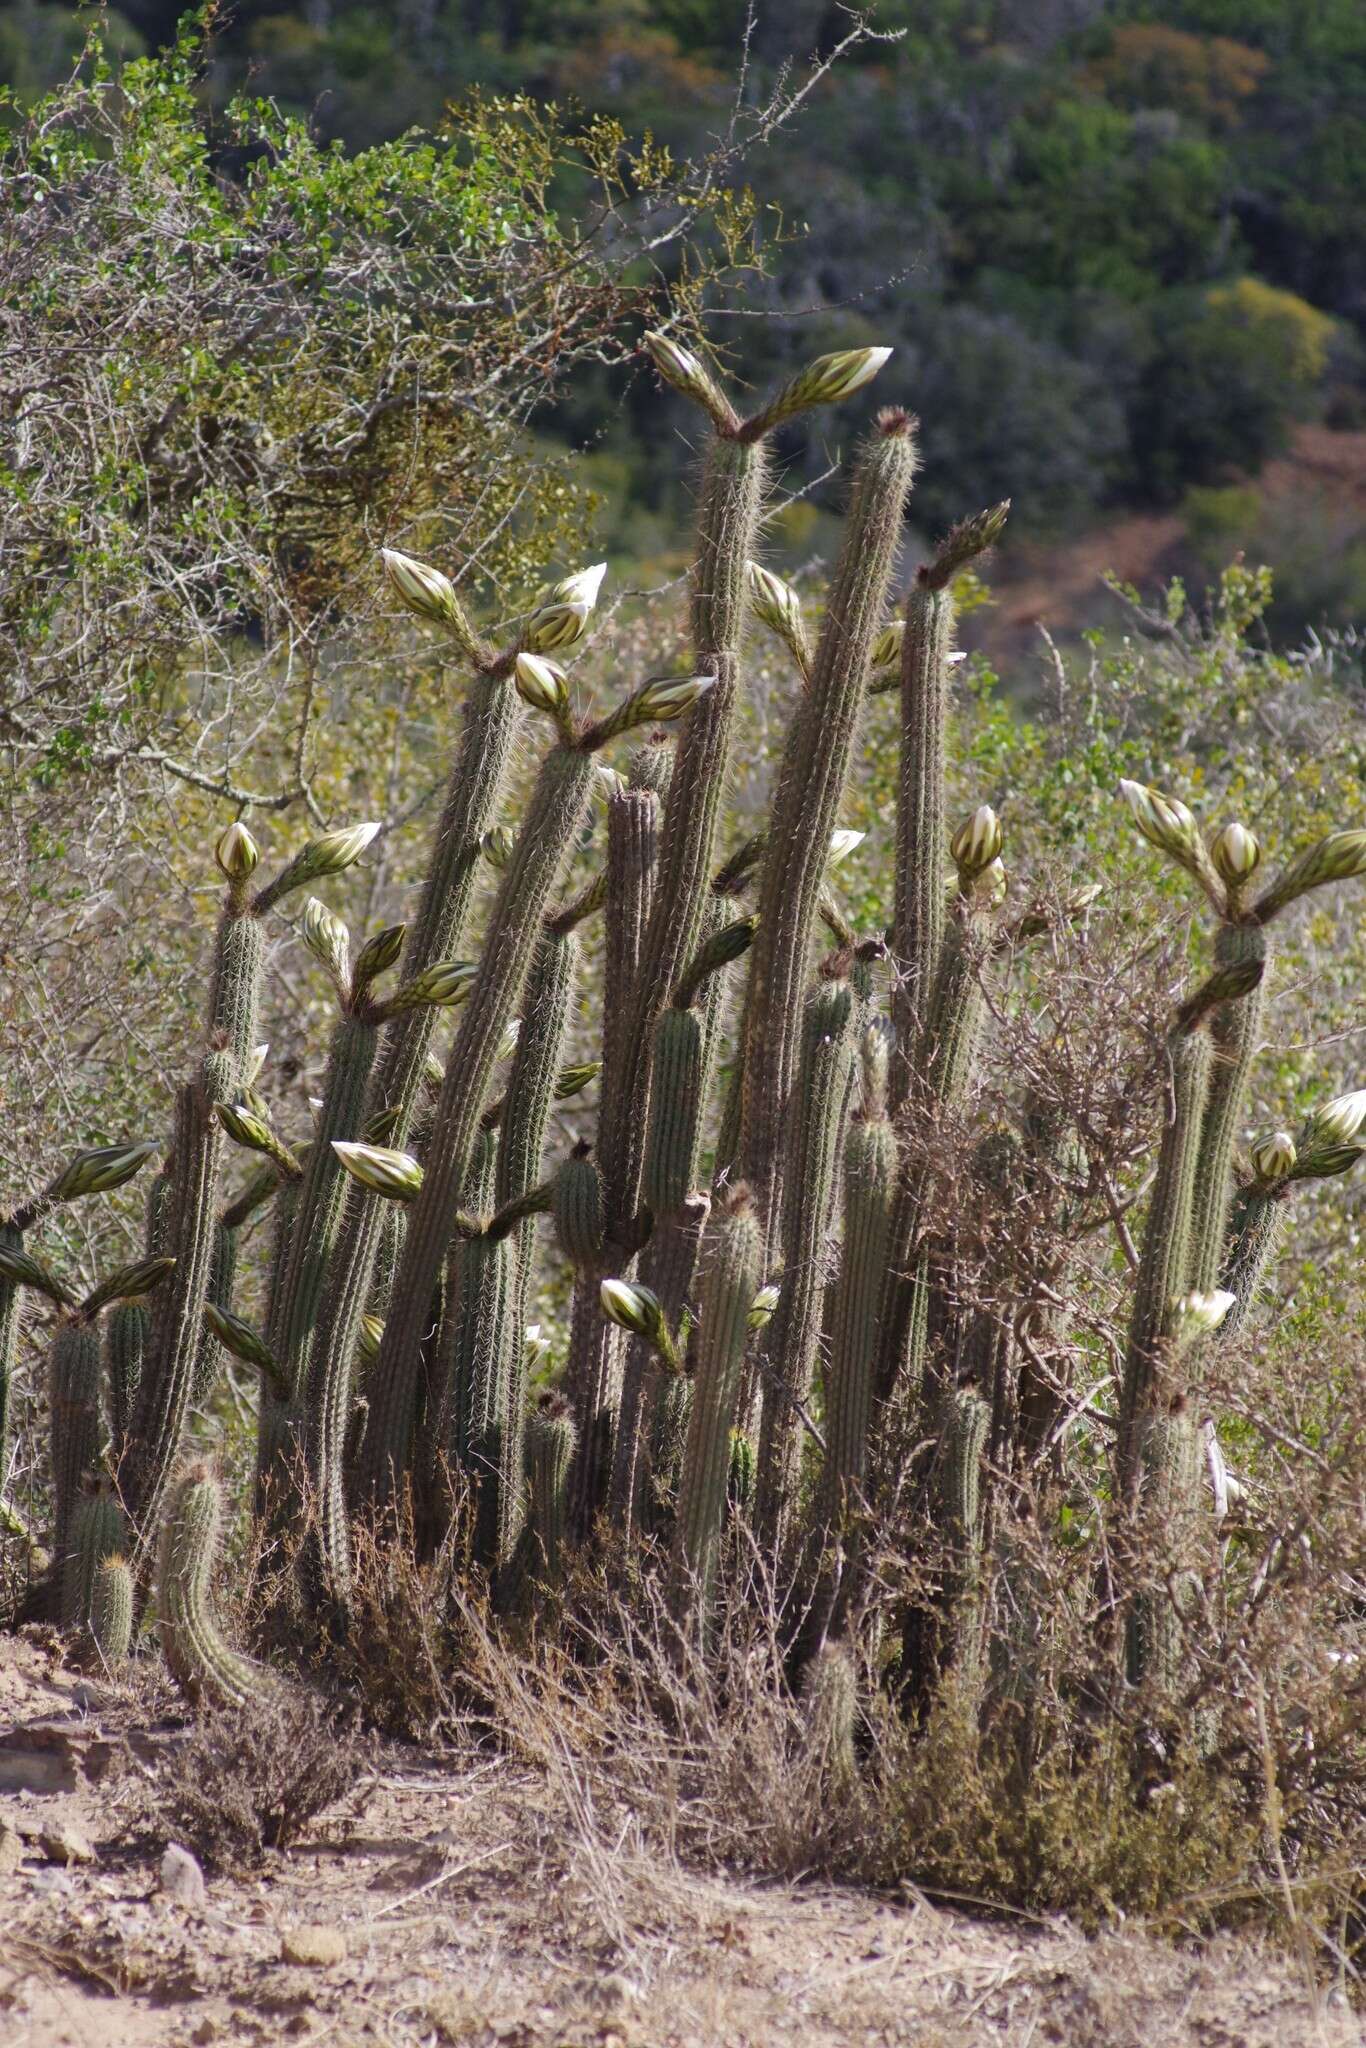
[0,1223,23,1504]
[157,1464,278,1708]
[89,1556,134,1670]
[1188,923,1267,1293]
[308,669,523,1517]
[360,743,595,1516]
[612,1191,711,1530]
[821,1112,896,1517]
[1219,1178,1288,1334]
[1118,1025,1213,1503]
[48,1319,104,1583]
[292,1012,384,1589]
[191,1220,238,1407]
[875,886,1002,1407]
[607,435,768,1235]
[554,1144,606,1270]
[739,413,917,1241]
[672,1188,761,1625]
[525,1394,576,1582]
[594,783,660,1230]
[892,581,954,1103]
[1127,1398,1203,1691]
[121,863,263,1551]
[61,1479,127,1634]
[496,929,578,1343]
[454,1230,519,1573]
[755,971,858,1546]
[800,1641,858,1794]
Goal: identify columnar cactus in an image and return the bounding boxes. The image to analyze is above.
[672,1186,761,1625]
[157,1464,279,1708]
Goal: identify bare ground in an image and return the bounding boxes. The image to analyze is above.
[1,1633,1360,2048]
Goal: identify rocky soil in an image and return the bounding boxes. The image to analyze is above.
[1,1632,1359,2048]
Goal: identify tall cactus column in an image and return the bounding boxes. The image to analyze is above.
[738,413,918,1244]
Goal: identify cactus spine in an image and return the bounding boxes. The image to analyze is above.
[822,1109,896,1517]
[496,928,578,1342]
[157,1464,277,1708]
[672,1187,761,1625]
[61,1478,127,1635]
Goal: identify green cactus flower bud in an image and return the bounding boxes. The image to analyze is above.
[748,1282,780,1330]
[523,600,592,656]
[1168,1288,1236,1345]
[1303,1088,1366,1148]
[1250,1130,1296,1182]
[331,1141,424,1203]
[384,957,478,1014]
[300,896,351,988]
[215,821,259,881]
[481,826,516,870]
[381,546,460,625]
[358,1314,385,1363]
[554,1061,601,1100]
[1255,828,1366,921]
[535,562,606,610]
[1118,780,1220,900]
[828,829,866,866]
[514,651,571,716]
[600,1277,664,1341]
[45,1140,158,1204]
[635,675,714,722]
[0,1239,71,1304]
[747,561,808,649]
[870,618,904,670]
[749,346,893,434]
[256,821,381,909]
[352,922,406,993]
[215,1101,301,1176]
[1290,1141,1365,1181]
[950,805,1003,879]
[1210,821,1261,886]
[79,1254,176,1318]
[642,328,735,426]
[204,1301,277,1375]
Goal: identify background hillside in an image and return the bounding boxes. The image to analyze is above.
[3,0,1364,643]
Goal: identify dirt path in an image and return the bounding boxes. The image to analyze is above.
[1,1634,1359,2048]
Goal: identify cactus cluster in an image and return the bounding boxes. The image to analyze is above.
[7,330,1365,1753]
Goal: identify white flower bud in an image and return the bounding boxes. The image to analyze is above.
[1250,1130,1296,1182]
[381,547,459,626]
[870,619,904,670]
[215,821,259,881]
[950,804,1003,878]
[828,829,866,866]
[747,562,805,641]
[635,674,714,722]
[535,562,606,610]
[358,1314,385,1363]
[1305,1088,1366,1148]
[748,1282,780,1331]
[300,896,350,987]
[514,651,570,716]
[1118,779,1203,870]
[388,958,478,1013]
[1210,821,1261,885]
[46,1140,158,1204]
[331,1141,424,1203]
[481,826,516,870]
[1169,1289,1236,1343]
[523,600,593,656]
[599,1277,663,1339]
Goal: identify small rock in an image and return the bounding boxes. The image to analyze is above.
[160,1843,206,1912]
[39,1820,94,1866]
[191,2022,220,2046]
[281,1924,347,1968]
[0,1822,24,1876]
